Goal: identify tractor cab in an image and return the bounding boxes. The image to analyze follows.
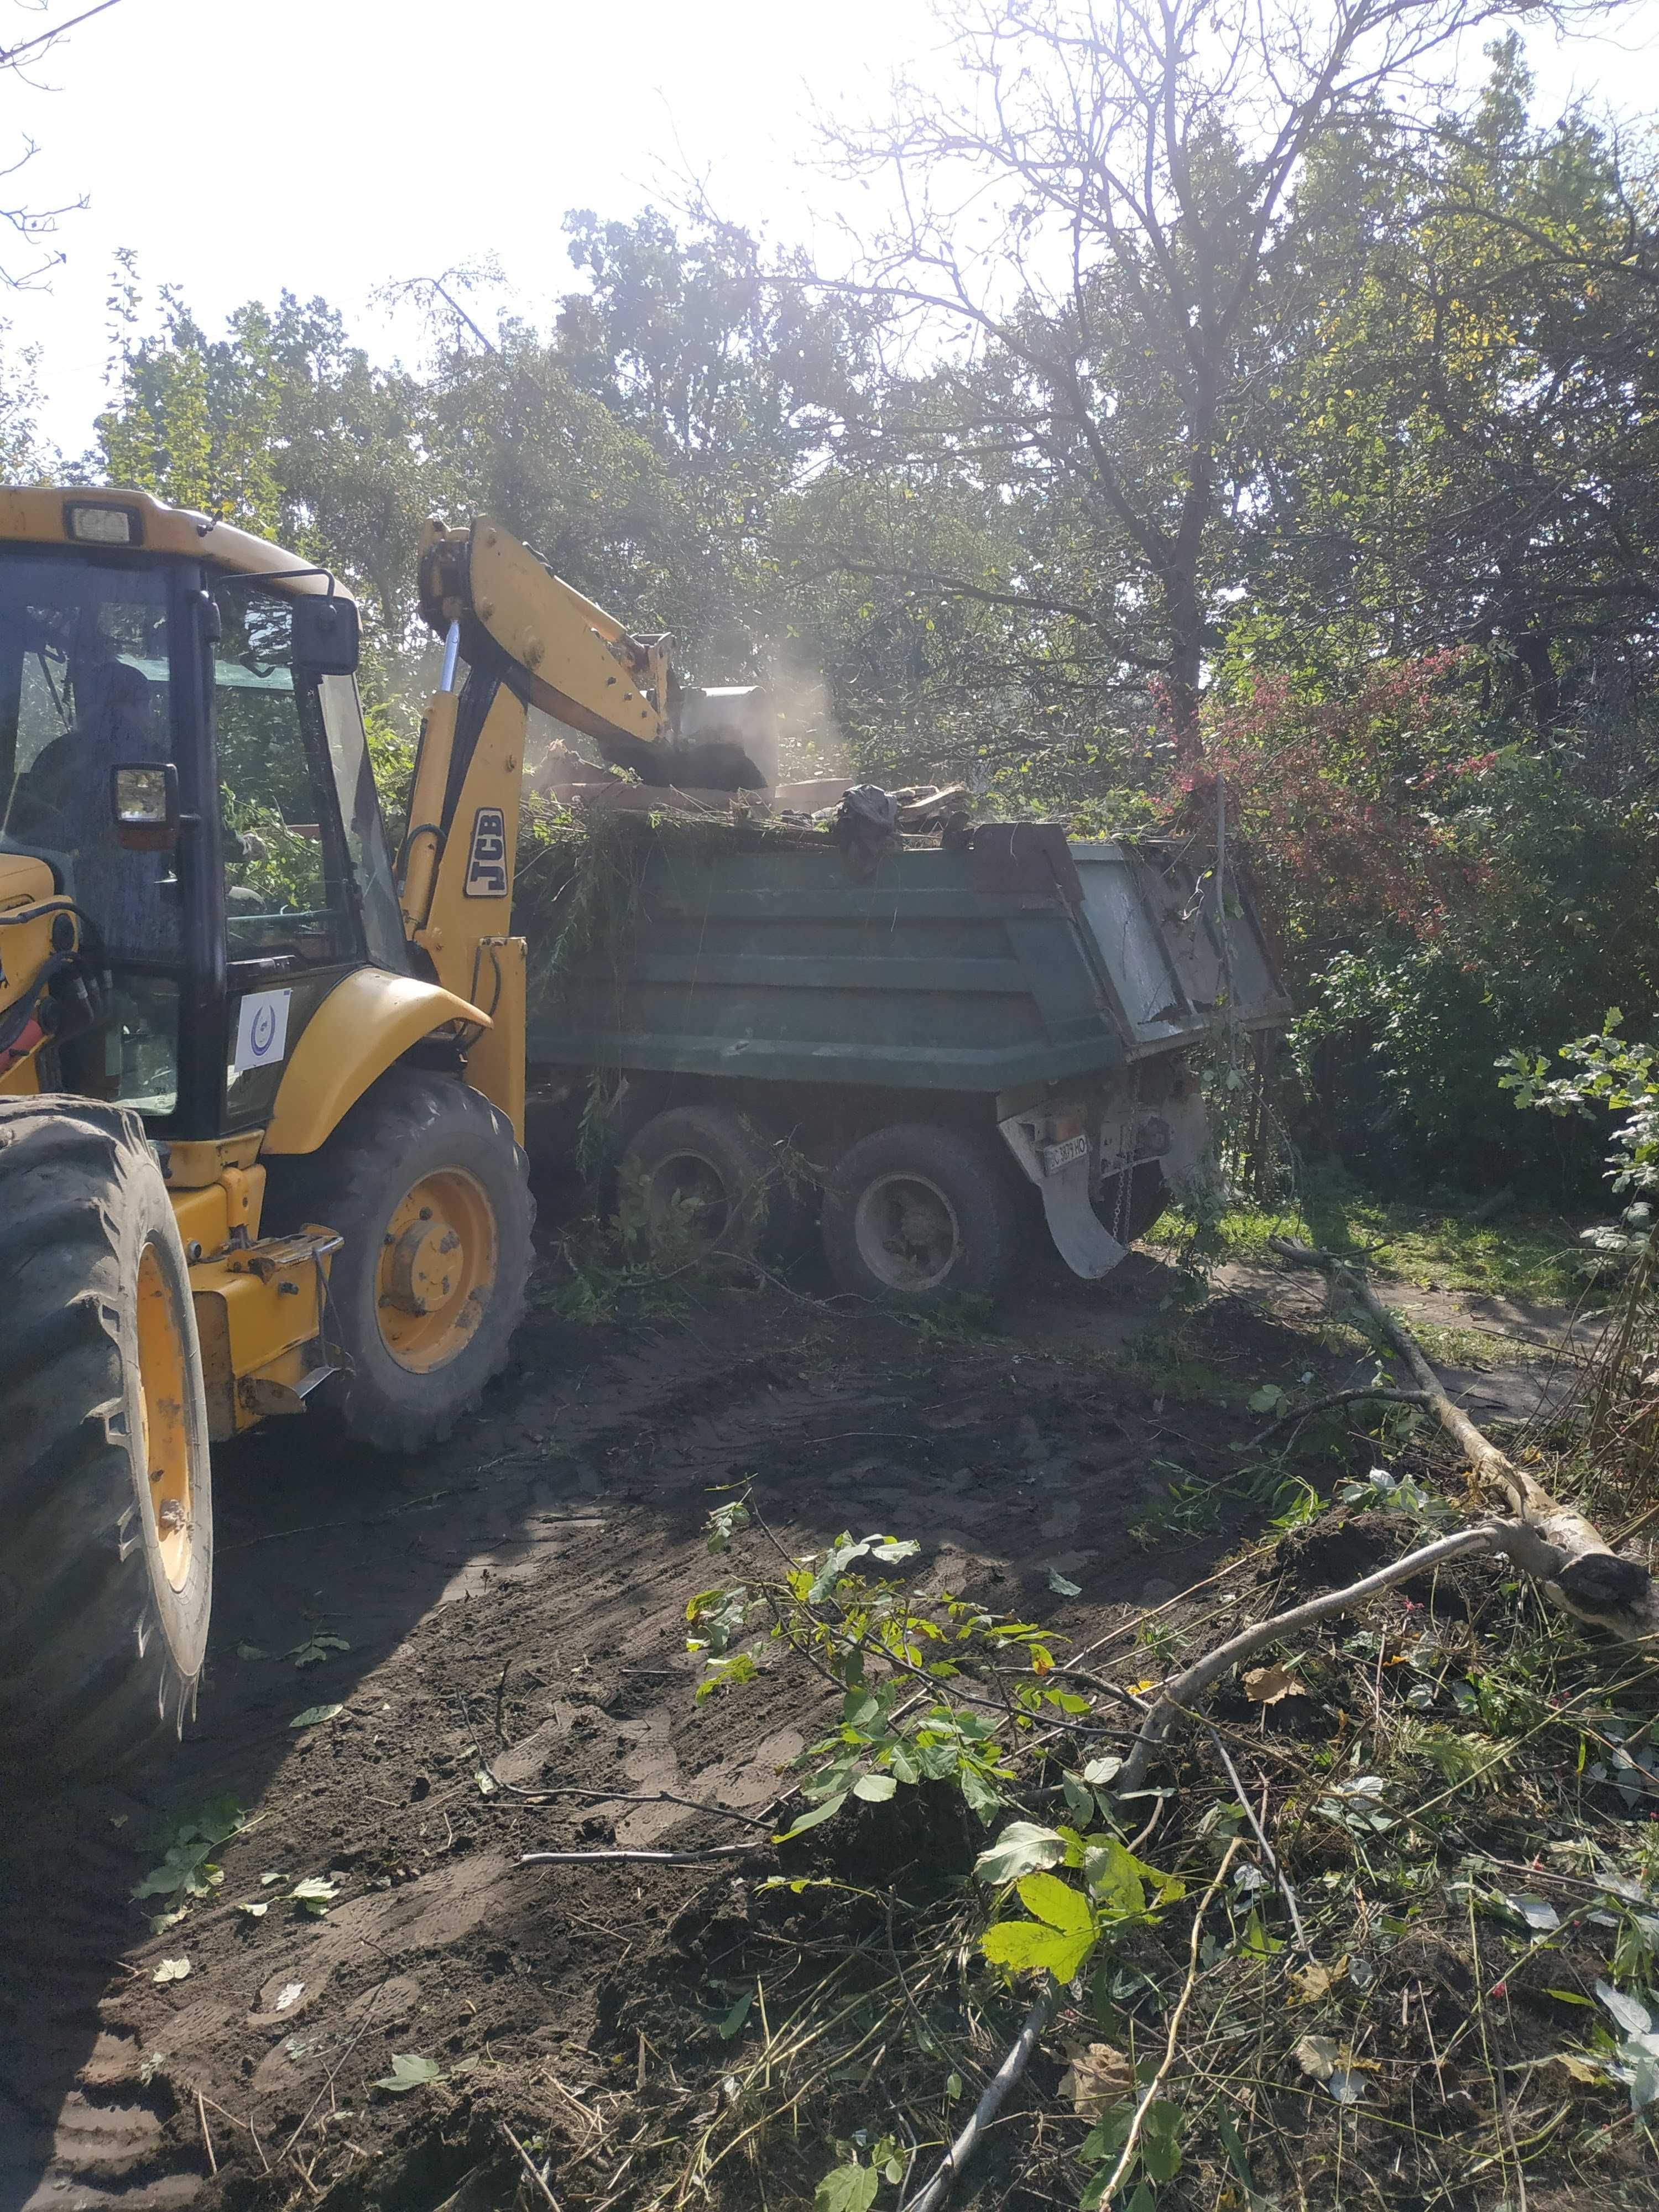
[0,491,404,1140]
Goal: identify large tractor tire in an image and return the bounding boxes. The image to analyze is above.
[821,1123,1021,1306]
[262,1068,533,1454]
[0,1099,213,1769]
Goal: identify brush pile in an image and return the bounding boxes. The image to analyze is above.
[509,784,977,1011]
[553,1239,1659,2211]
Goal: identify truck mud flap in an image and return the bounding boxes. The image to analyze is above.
[997,1114,1127,1281]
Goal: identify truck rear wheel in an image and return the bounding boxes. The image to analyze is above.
[619,1103,778,1261]
[263,1068,533,1454]
[821,1123,1020,1305]
[0,1099,213,1768]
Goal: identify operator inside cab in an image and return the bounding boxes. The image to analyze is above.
[0,567,182,1111]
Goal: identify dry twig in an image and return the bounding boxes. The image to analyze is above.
[1090,1838,1244,2209]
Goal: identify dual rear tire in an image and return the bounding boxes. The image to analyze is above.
[617,1103,1026,1307]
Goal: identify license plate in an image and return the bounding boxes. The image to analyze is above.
[1040,1133,1089,1176]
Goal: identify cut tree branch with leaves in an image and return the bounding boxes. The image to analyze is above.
[676,1241,1656,2212]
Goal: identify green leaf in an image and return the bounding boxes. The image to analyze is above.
[1085,1838,1146,1918]
[718,1991,753,2039]
[853,1773,897,1802]
[152,1957,191,1985]
[974,1821,1066,1884]
[235,1900,268,1919]
[289,1703,343,1729]
[1047,1567,1082,1597]
[1544,1987,1597,2006]
[289,1876,339,1916]
[982,1912,1098,1983]
[1081,2105,1134,2166]
[1062,1772,1094,1821]
[1215,2110,1255,2191]
[373,2053,444,2093]
[814,2162,879,2212]
[1140,2100,1183,2182]
[1082,1755,1123,1787]
[775,1793,847,1842]
[289,1634,349,1667]
[958,1763,1003,1823]
[1016,1871,1096,1939]
[1238,1906,1284,1959]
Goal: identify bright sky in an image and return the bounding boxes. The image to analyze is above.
[3,0,1658,461]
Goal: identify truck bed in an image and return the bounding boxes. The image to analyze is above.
[524,827,1286,1091]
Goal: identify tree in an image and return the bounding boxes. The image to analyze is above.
[802,0,1614,759]
[1242,36,1659,717]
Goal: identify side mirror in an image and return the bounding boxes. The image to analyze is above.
[112,763,179,852]
[291,592,361,676]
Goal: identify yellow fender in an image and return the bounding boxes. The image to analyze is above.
[261,970,490,1155]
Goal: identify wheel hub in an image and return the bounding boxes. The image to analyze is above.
[375,1170,498,1373]
[644,1152,730,1247]
[383,1215,461,1316]
[853,1171,963,1293]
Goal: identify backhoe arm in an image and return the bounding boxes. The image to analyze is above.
[397,518,679,1142]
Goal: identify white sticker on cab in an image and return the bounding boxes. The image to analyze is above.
[233,988,293,1074]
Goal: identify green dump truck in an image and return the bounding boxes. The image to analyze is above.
[525,821,1286,1302]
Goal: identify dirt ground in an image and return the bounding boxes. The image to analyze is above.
[0,1212,1592,2212]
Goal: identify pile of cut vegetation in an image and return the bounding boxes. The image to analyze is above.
[510,794,827,1007]
[554,1238,1659,2211]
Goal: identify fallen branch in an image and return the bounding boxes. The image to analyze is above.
[1247,1385,1432,1452]
[905,1978,1065,2212]
[1271,1239,1657,1637]
[1119,1522,1512,1792]
[519,1844,759,1866]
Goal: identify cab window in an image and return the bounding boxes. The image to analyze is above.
[213,586,358,967]
[0,556,182,1116]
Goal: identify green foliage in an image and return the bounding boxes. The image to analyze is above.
[1152,1164,1600,1306]
[132,1797,246,1911]
[1284,734,1659,1199]
[982,1871,1100,1983]
[686,1516,1108,1836]
[1080,2099,1184,2209]
[813,2157,881,2211]
[1501,1015,1659,1248]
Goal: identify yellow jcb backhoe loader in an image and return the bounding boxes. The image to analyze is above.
[0,491,753,1765]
